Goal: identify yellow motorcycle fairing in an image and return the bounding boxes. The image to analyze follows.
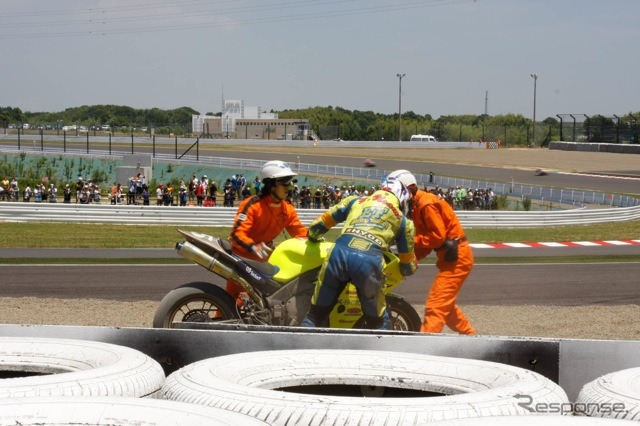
[270,238,404,328]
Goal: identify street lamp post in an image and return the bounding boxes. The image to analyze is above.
[396,73,405,142]
[530,73,538,147]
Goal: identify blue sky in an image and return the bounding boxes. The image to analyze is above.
[2,0,638,120]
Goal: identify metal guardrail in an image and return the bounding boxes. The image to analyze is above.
[2,144,638,208]
[1,202,638,228]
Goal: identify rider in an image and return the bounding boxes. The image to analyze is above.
[301,170,418,330]
[227,160,308,300]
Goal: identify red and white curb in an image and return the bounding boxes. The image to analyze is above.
[471,240,640,249]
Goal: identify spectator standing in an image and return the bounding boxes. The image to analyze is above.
[164,183,175,206]
[188,175,198,203]
[230,174,239,200]
[127,178,136,205]
[404,171,475,335]
[179,185,187,206]
[209,180,218,206]
[10,177,19,201]
[195,181,205,206]
[156,184,164,206]
[135,173,144,198]
[34,185,42,203]
[313,187,322,208]
[223,182,235,207]
[63,184,72,203]
[241,185,251,200]
[142,184,150,206]
[227,161,307,301]
[300,186,311,208]
[23,184,32,202]
[0,177,8,201]
[110,183,120,205]
[48,184,57,203]
[253,176,261,195]
[237,173,246,200]
[75,177,84,203]
[301,170,417,330]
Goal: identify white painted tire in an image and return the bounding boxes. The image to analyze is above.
[428,415,639,425]
[576,367,640,420]
[0,396,269,425]
[0,337,165,398]
[160,349,569,425]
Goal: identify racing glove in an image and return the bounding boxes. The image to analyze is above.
[307,228,326,243]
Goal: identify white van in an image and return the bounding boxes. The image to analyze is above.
[410,134,437,142]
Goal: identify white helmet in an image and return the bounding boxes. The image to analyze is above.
[386,169,416,188]
[381,170,415,216]
[260,160,297,183]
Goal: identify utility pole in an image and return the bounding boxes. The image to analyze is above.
[484,90,488,116]
[530,73,538,146]
[396,73,405,142]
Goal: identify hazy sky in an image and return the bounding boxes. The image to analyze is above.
[2,0,638,120]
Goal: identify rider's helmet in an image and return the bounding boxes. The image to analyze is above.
[260,160,297,184]
[381,169,416,216]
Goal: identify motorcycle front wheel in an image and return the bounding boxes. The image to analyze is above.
[152,282,241,329]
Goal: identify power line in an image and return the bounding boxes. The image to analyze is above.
[0,0,475,39]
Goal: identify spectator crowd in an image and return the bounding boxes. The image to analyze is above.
[0,173,498,211]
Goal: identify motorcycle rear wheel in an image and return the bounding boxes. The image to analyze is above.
[153,282,240,329]
[386,296,422,332]
[352,296,421,332]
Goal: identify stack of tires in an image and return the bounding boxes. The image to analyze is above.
[2,338,639,425]
[0,337,267,425]
[160,349,572,424]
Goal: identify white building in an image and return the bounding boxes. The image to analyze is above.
[192,99,309,140]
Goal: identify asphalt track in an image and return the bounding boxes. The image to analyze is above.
[195,148,640,196]
[2,240,639,306]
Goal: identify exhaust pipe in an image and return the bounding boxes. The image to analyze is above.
[176,241,265,310]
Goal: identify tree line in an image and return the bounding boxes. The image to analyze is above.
[2,104,638,145]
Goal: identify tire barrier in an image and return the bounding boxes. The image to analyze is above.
[159,349,569,425]
[576,367,640,421]
[0,396,269,425]
[0,337,165,398]
[428,415,638,425]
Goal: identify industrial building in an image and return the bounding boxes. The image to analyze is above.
[192,100,312,140]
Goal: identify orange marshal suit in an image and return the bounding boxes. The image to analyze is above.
[411,189,475,335]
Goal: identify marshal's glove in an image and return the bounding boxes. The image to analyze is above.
[441,238,459,262]
[250,243,272,260]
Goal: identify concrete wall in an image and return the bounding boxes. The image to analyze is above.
[550,141,640,154]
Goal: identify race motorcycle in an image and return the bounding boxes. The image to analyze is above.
[153,230,422,331]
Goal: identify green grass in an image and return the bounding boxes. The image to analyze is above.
[1,221,638,249]
[0,221,637,265]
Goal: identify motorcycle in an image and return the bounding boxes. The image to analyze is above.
[153,230,422,331]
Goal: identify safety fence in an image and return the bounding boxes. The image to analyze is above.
[2,144,639,209]
[1,203,639,228]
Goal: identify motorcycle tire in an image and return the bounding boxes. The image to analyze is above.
[352,295,421,332]
[386,295,422,332]
[153,281,240,329]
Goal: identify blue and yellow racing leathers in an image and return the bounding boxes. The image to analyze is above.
[303,190,417,329]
